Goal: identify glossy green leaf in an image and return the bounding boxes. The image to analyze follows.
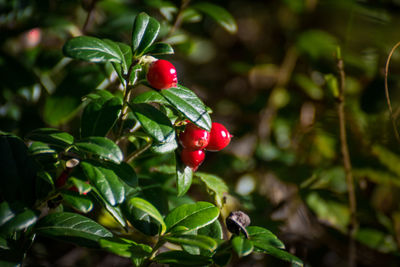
[36,171,55,199]
[0,202,21,227]
[154,251,211,266]
[129,103,175,143]
[0,208,39,236]
[92,192,127,228]
[81,96,122,138]
[99,237,152,258]
[132,12,160,56]
[106,161,138,188]
[69,177,92,195]
[63,36,123,63]
[29,142,57,156]
[192,2,237,33]
[198,219,223,239]
[27,128,74,148]
[158,85,212,131]
[164,234,217,252]
[75,137,123,163]
[81,161,125,206]
[232,236,254,257]
[176,153,193,197]
[144,42,174,55]
[133,90,169,105]
[256,244,303,267]
[61,190,93,213]
[151,133,178,154]
[195,172,228,208]
[122,207,159,236]
[125,197,166,235]
[165,202,219,232]
[247,226,285,249]
[36,212,112,248]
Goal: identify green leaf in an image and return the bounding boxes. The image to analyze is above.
[0,202,21,227]
[256,245,303,267]
[27,128,74,148]
[154,251,211,266]
[195,172,228,208]
[231,236,253,257]
[81,161,125,206]
[122,207,159,236]
[129,103,175,143]
[106,161,138,188]
[61,190,93,213]
[247,226,285,250]
[0,207,38,236]
[124,197,166,235]
[192,2,237,34]
[111,42,133,85]
[132,12,160,56]
[93,192,127,228]
[150,133,178,154]
[165,202,219,232]
[75,137,123,163]
[157,85,212,131]
[36,212,112,248]
[63,36,123,63]
[164,234,217,252]
[99,237,152,259]
[69,177,92,195]
[198,219,223,239]
[81,96,122,138]
[144,42,174,56]
[0,134,37,206]
[176,152,193,197]
[29,142,57,156]
[133,90,169,105]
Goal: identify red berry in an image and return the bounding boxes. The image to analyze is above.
[55,170,70,188]
[181,149,205,171]
[147,59,178,90]
[205,122,232,151]
[179,123,210,150]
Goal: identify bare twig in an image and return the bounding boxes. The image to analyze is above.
[82,0,97,34]
[126,141,153,163]
[384,41,400,144]
[336,49,357,267]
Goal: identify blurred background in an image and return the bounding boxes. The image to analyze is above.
[2,0,400,266]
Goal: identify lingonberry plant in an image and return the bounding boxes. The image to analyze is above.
[0,12,302,267]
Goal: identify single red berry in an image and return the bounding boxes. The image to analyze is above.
[181,149,205,171]
[179,123,210,150]
[205,122,232,151]
[147,59,178,90]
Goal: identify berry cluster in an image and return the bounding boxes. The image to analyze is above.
[146,59,232,171]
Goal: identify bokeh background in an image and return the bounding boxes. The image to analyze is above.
[2,0,400,266]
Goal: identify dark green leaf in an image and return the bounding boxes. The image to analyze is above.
[165,202,219,232]
[0,202,22,227]
[81,96,122,138]
[29,142,57,156]
[36,212,112,248]
[36,171,55,199]
[144,42,174,55]
[256,244,303,267]
[99,237,152,258]
[27,128,74,148]
[69,177,92,195]
[92,192,127,228]
[198,219,223,239]
[0,208,39,236]
[63,36,123,63]
[133,90,169,105]
[231,236,253,257]
[61,190,93,213]
[122,205,159,236]
[106,162,138,188]
[164,234,217,252]
[176,152,193,197]
[192,2,237,33]
[151,133,178,154]
[195,172,228,208]
[247,226,285,250]
[158,85,211,131]
[132,12,161,56]
[81,161,125,206]
[129,103,175,143]
[154,251,211,266]
[75,137,123,163]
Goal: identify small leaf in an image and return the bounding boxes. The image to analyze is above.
[132,12,161,56]
[129,103,175,143]
[133,90,169,105]
[176,152,193,197]
[0,206,38,235]
[81,161,125,206]
[29,142,57,156]
[157,85,211,131]
[27,128,74,148]
[93,193,127,228]
[99,237,152,258]
[256,244,303,267]
[231,236,253,257]
[81,96,122,138]
[144,42,174,56]
[36,212,112,248]
[106,161,138,188]
[195,172,228,207]
[165,202,219,232]
[151,133,178,154]
[247,226,285,250]
[61,190,93,213]
[75,137,123,163]
[125,197,166,235]
[63,36,123,63]
[69,177,92,195]
[154,251,211,266]
[164,234,217,252]
[198,219,223,239]
[192,2,237,34]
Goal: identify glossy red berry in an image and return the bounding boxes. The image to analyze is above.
[181,149,205,171]
[205,122,232,151]
[147,59,178,90]
[179,123,210,150]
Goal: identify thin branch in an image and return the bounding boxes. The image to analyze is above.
[384,41,400,144]
[163,0,191,41]
[336,50,357,267]
[126,141,153,163]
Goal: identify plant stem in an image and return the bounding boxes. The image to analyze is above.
[163,0,191,41]
[126,140,153,163]
[82,0,97,34]
[336,50,357,267]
